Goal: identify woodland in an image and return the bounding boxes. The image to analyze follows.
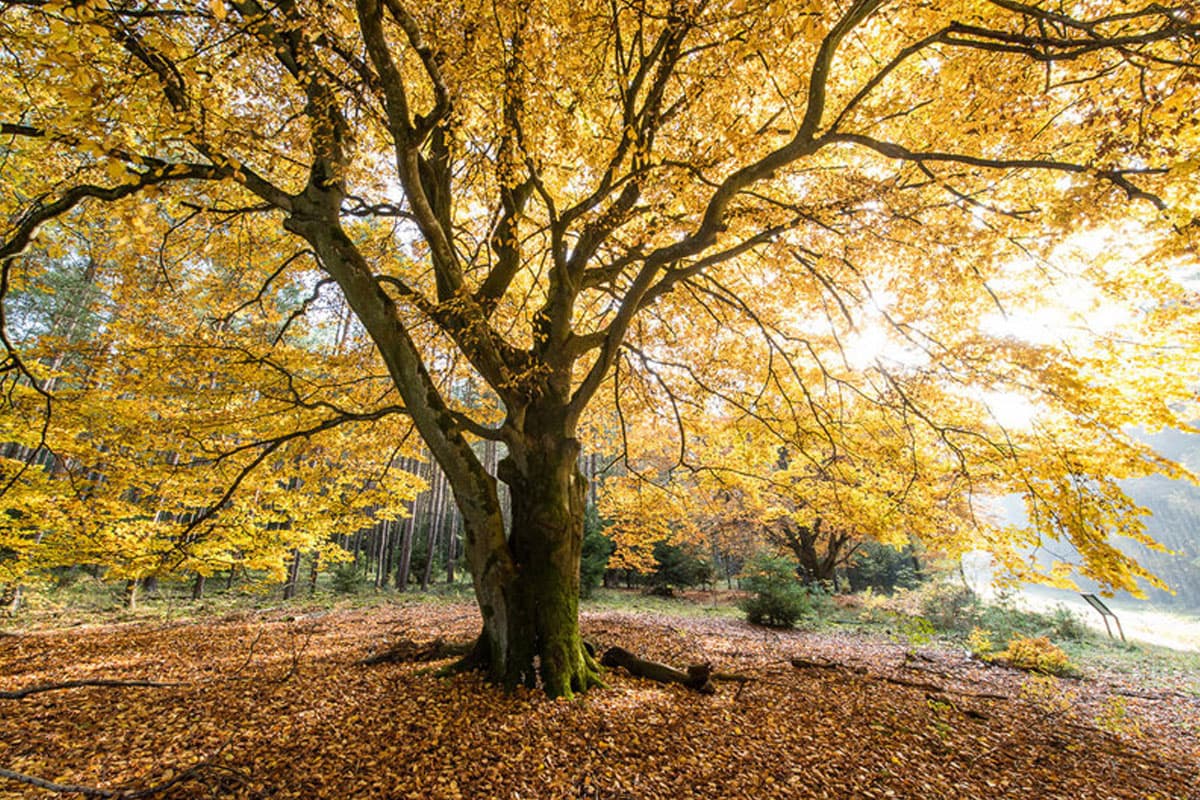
[2,0,1200,794]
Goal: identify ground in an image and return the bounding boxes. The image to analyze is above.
[1,600,1197,799]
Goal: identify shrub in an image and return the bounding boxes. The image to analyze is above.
[997,635,1076,676]
[649,541,712,592]
[844,540,923,594]
[967,627,994,659]
[916,579,978,633]
[740,554,812,628]
[1048,604,1088,641]
[330,563,367,595]
[580,509,615,599]
[974,598,1089,644]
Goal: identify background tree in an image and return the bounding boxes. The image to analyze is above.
[2,0,1199,696]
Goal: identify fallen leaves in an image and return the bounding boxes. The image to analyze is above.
[0,603,1196,799]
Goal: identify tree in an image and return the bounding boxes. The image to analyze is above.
[2,0,1199,697]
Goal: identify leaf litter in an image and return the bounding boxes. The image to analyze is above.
[0,603,1196,799]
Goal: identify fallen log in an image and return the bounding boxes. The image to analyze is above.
[600,646,715,694]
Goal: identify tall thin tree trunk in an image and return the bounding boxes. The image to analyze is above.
[282,548,302,600]
[421,469,445,592]
[395,481,421,591]
[445,502,459,584]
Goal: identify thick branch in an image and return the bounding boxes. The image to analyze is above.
[828,132,1168,209]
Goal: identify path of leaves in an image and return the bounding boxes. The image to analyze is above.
[1,604,1197,799]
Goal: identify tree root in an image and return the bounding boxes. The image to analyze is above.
[0,759,248,798]
[357,636,475,666]
[790,656,1008,701]
[601,646,717,693]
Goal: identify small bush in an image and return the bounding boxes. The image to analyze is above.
[916,580,978,633]
[740,554,812,628]
[967,627,994,659]
[1048,604,1088,641]
[330,563,367,595]
[649,541,713,592]
[580,509,614,599]
[997,635,1076,676]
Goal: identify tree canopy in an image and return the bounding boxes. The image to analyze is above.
[2,0,1199,694]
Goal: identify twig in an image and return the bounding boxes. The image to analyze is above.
[789,657,1008,700]
[222,628,266,681]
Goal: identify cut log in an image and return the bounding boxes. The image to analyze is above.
[600,646,715,694]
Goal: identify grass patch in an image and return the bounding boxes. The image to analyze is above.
[582,587,744,618]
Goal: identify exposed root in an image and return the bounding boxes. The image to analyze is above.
[601,646,717,694]
[0,758,248,798]
[358,636,475,666]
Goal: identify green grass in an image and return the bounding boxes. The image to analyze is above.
[582,587,744,619]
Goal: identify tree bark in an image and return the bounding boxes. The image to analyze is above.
[420,469,444,592]
[456,430,602,698]
[394,461,423,591]
[282,549,301,600]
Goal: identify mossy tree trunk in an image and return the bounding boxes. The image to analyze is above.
[446,406,601,698]
[486,432,600,696]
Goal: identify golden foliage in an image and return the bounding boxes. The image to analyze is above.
[1,0,1199,603]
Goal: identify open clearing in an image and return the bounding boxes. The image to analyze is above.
[1,603,1197,799]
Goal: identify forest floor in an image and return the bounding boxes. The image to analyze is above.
[1,600,1197,800]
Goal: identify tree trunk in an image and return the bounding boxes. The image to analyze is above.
[459,432,602,698]
[191,573,205,601]
[420,469,444,592]
[292,212,599,697]
[282,549,301,600]
[445,503,458,585]
[374,520,389,590]
[394,464,422,591]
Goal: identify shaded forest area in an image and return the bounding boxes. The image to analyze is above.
[1,603,1196,799]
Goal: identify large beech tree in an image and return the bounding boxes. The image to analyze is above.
[2,0,1200,696]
